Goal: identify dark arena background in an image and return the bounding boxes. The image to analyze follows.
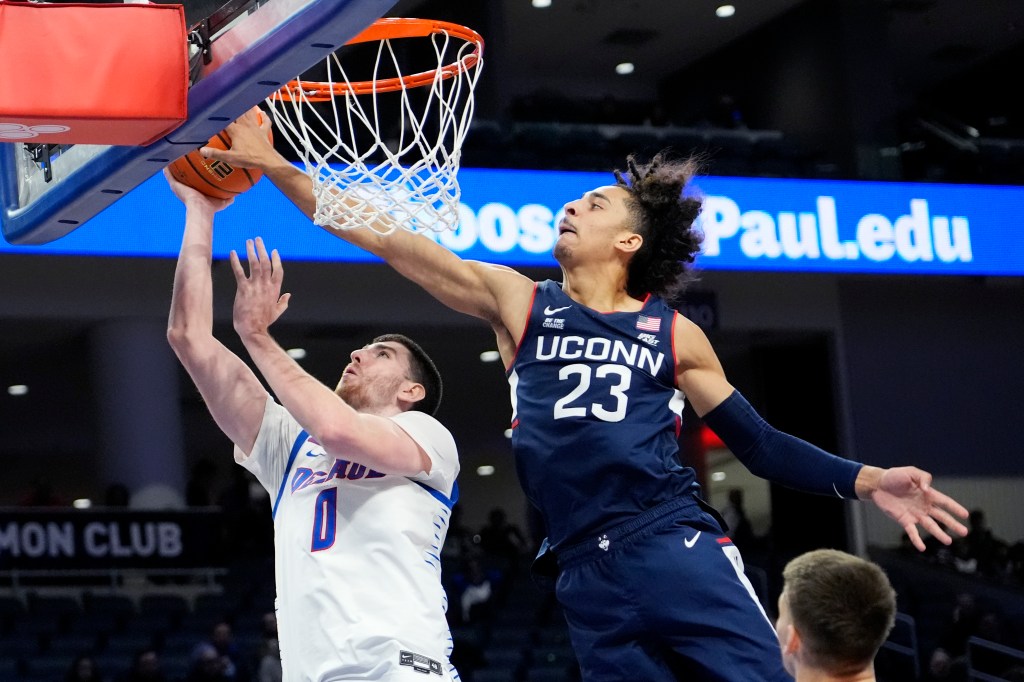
[1,0,1022,680]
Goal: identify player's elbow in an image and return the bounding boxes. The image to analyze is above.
[166,325,213,363]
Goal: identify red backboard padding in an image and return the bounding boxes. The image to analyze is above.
[0,2,188,146]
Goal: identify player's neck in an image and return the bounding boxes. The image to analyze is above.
[795,665,875,682]
[560,266,642,312]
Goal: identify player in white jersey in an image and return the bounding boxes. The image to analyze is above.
[165,169,461,681]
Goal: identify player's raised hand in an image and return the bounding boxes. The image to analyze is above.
[230,236,291,338]
[200,106,276,170]
[163,167,234,213]
[869,466,969,552]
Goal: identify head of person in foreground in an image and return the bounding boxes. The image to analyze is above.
[777,549,897,681]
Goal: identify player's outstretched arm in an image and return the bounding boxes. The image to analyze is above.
[673,314,969,550]
[202,108,535,349]
[165,170,271,455]
[231,237,432,476]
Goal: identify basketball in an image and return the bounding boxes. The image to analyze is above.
[167,118,272,200]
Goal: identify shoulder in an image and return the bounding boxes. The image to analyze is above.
[672,313,717,370]
[389,411,458,456]
[392,411,460,493]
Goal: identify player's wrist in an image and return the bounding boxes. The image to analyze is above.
[855,465,884,500]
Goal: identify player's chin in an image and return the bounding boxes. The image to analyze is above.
[552,241,572,263]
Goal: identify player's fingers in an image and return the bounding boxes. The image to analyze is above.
[257,108,273,132]
[928,505,967,536]
[904,523,926,552]
[245,239,261,277]
[271,249,284,282]
[928,489,969,519]
[918,515,953,546]
[228,250,245,280]
[278,292,291,311]
[199,146,227,161]
[254,237,271,270]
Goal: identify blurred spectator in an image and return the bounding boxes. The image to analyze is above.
[963,508,1006,577]
[719,488,756,554]
[924,591,1015,682]
[479,508,528,576]
[254,612,280,682]
[260,612,278,644]
[255,638,282,682]
[186,643,231,682]
[952,540,978,574]
[937,593,982,658]
[456,558,495,625]
[206,621,249,681]
[924,647,966,682]
[65,655,104,682]
[440,505,475,569]
[118,649,168,682]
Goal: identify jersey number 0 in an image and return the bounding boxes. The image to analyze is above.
[311,487,338,551]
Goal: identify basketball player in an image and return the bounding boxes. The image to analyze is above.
[776,550,897,682]
[164,169,460,681]
[205,109,969,681]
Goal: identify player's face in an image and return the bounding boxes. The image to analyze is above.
[335,342,415,412]
[776,588,797,676]
[554,185,635,264]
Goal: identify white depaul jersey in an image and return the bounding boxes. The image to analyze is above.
[237,398,460,682]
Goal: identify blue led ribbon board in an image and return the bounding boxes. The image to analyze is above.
[0,0,397,245]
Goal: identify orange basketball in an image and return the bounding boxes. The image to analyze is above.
[167,120,272,200]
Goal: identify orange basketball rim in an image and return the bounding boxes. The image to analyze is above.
[272,18,484,101]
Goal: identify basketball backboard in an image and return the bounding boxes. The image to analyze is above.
[0,0,397,246]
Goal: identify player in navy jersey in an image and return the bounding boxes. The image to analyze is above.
[205,110,970,682]
[164,170,461,681]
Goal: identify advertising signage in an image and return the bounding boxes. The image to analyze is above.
[0,509,224,570]
[2,167,1022,276]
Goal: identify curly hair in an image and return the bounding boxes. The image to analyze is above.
[613,151,704,303]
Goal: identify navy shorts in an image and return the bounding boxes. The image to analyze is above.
[553,497,792,682]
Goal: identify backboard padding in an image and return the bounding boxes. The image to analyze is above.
[1,0,397,245]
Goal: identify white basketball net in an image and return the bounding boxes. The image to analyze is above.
[265,22,482,235]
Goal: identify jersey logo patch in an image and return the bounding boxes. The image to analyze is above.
[542,317,565,330]
[637,333,659,346]
[544,305,572,315]
[399,650,443,675]
[684,531,702,549]
[636,314,661,332]
[598,533,610,551]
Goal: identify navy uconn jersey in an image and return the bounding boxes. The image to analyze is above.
[508,280,699,549]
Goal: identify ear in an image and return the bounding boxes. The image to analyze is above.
[782,624,801,656]
[399,380,426,406]
[615,230,643,255]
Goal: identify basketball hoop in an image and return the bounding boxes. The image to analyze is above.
[266,18,483,235]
